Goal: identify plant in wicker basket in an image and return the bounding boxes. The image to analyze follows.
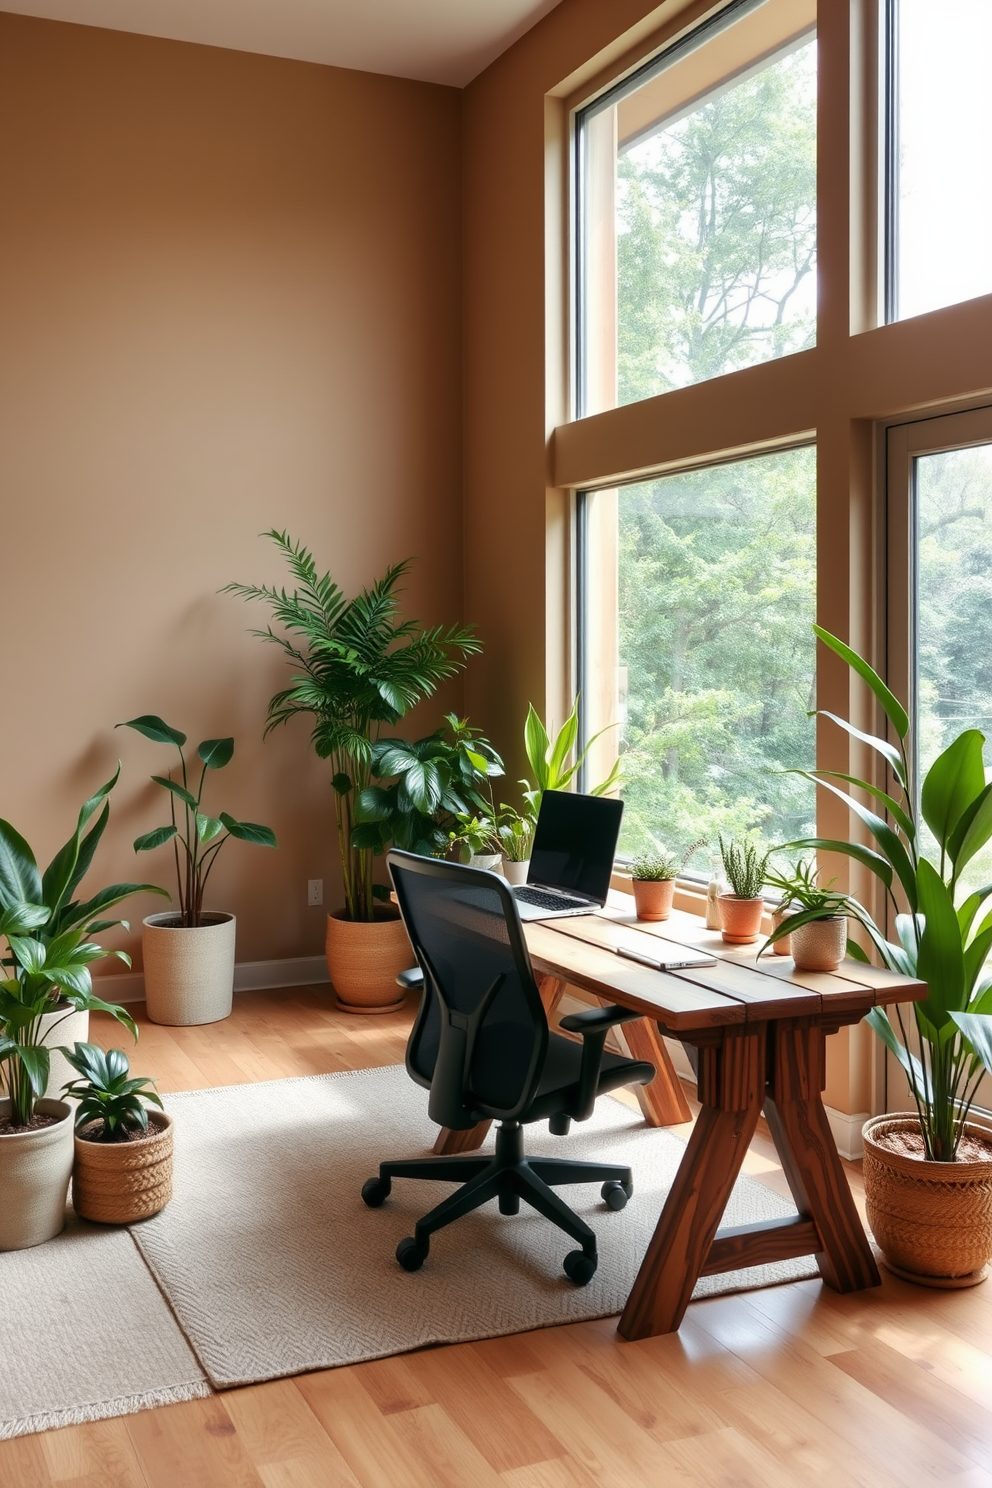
[60,1042,173,1224]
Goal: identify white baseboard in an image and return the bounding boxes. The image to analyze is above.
[92,956,330,1006]
[824,1106,869,1161]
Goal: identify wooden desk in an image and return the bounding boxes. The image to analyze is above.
[440,905,926,1338]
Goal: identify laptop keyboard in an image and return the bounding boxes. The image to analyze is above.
[514,887,589,911]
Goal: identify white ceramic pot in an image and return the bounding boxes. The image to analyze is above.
[468,852,502,873]
[142,912,236,1026]
[37,1003,89,1100]
[502,859,531,886]
[791,915,847,972]
[0,1098,74,1251]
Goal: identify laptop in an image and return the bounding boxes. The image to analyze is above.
[512,790,623,921]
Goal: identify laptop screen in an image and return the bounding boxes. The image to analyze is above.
[528,790,624,903]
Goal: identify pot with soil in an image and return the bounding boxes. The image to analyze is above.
[862,1114,992,1286]
[0,1099,75,1251]
[143,911,237,1027]
[325,906,413,1014]
[717,838,769,945]
[62,1042,173,1225]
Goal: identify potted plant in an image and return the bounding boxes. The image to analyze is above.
[447,813,502,871]
[717,837,770,944]
[225,533,483,1012]
[629,839,707,921]
[60,1042,172,1225]
[0,770,156,1250]
[119,716,277,1027]
[496,806,534,885]
[763,858,849,970]
[776,624,992,1286]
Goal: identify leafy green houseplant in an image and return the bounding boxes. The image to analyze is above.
[119,716,277,928]
[60,1042,174,1224]
[0,772,162,1251]
[717,836,770,945]
[225,533,481,924]
[628,840,706,922]
[771,625,992,1283]
[120,716,277,1028]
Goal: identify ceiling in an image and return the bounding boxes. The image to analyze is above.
[1,0,564,86]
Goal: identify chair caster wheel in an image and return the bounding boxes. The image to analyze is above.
[601,1180,629,1211]
[563,1249,597,1286]
[396,1236,427,1271]
[499,1191,520,1215]
[362,1176,391,1207]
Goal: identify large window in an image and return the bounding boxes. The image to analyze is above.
[580,447,816,871]
[885,0,992,321]
[576,0,817,416]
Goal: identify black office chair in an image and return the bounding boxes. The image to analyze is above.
[360,850,655,1285]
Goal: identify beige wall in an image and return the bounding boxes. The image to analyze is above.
[0,12,464,971]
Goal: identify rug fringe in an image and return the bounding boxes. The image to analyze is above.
[0,1380,213,1441]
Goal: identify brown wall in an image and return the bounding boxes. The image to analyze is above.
[0,12,464,971]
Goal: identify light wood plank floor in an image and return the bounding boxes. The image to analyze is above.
[5,987,991,1488]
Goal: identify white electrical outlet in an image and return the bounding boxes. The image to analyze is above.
[307,879,323,907]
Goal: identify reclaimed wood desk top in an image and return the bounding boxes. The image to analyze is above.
[522,899,925,1032]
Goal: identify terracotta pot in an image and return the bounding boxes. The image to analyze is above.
[72,1110,174,1225]
[325,906,413,1014]
[143,912,236,1027]
[0,1098,74,1251]
[771,908,794,957]
[791,915,847,972]
[502,858,530,886]
[631,878,676,921]
[862,1114,992,1286]
[718,894,764,944]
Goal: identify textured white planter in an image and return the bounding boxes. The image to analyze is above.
[37,1003,89,1101]
[142,912,236,1026]
[502,859,531,886]
[468,852,502,873]
[0,1098,74,1251]
[791,915,848,972]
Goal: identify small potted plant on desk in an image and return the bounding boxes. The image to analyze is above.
[0,769,157,1250]
[447,813,502,872]
[775,624,992,1287]
[717,837,770,944]
[60,1042,172,1225]
[629,839,706,922]
[762,858,849,971]
[119,716,277,1026]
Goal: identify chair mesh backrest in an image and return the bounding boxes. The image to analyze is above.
[389,852,548,1121]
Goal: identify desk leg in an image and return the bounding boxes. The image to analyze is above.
[763,1021,880,1293]
[432,976,568,1155]
[618,1028,764,1340]
[617,1020,692,1126]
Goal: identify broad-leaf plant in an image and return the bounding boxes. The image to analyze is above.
[225,533,483,921]
[119,716,277,927]
[59,1041,164,1142]
[770,625,992,1161]
[0,769,165,1128]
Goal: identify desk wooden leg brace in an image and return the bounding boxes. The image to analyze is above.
[433,974,692,1156]
[618,1017,880,1340]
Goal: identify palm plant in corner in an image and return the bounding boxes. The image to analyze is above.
[771,624,992,1287]
[225,531,490,1013]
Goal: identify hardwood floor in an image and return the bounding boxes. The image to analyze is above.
[5,986,991,1488]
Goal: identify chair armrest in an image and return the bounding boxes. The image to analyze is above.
[558,1005,642,1035]
[396,966,424,991]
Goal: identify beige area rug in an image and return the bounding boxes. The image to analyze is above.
[0,1215,209,1440]
[135,1064,818,1389]
[1,1065,820,1439]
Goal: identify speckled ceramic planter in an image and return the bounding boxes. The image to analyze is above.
[143,912,236,1026]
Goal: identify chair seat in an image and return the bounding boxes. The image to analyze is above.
[523,1031,655,1123]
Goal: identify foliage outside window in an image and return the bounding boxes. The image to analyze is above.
[577,1,817,414]
[582,447,816,873]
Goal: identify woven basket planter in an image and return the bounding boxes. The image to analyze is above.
[632,878,676,922]
[791,915,847,972]
[72,1110,174,1225]
[143,912,236,1026]
[862,1114,992,1287]
[0,1098,74,1251]
[325,907,413,1014]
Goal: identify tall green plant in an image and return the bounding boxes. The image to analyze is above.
[0,769,165,1126]
[118,716,277,927]
[224,533,481,921]
[519,698,621,825]
[775,624,992,1161]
